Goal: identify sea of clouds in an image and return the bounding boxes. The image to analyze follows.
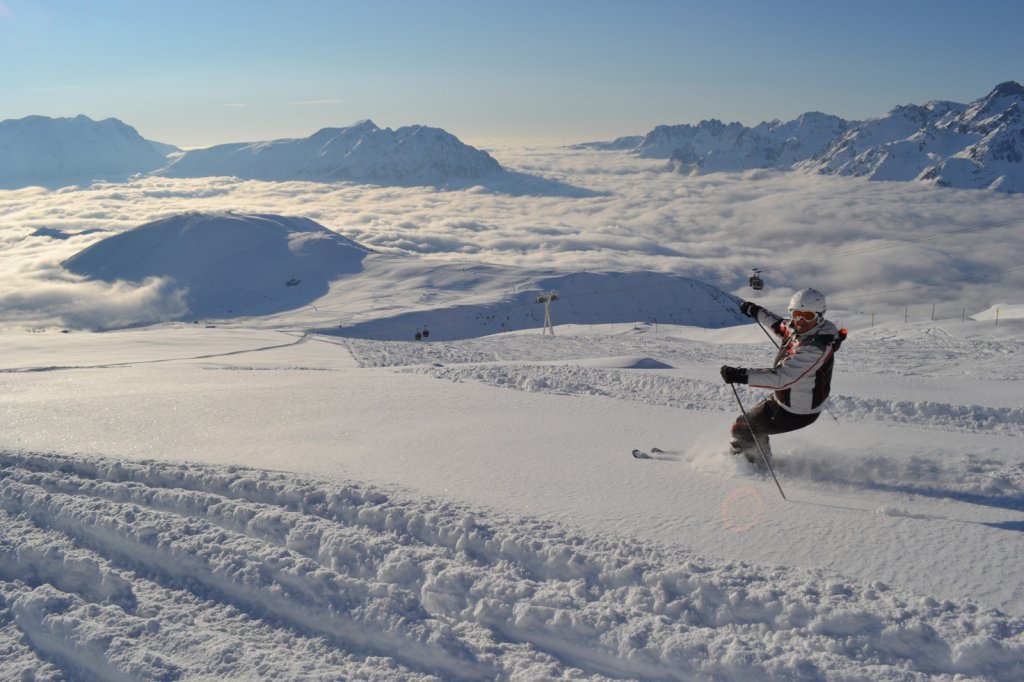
[1,145,1021,330]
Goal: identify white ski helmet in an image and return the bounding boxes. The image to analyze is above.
[789,288,827,315]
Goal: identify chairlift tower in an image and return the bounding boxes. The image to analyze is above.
[535,291,559,335]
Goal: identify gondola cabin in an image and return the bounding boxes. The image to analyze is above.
[748,269,764,291]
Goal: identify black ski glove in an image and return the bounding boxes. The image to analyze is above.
[739,301,762,319]
[720,365,748,384]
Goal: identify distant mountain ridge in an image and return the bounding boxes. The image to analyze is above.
[0,116,506,190]
[155,120,504,186]
[795,82,1024,193]
[636,112,852,175]
[0,115,174,189]
[6,82,1022,193]
[587,82,1024,193]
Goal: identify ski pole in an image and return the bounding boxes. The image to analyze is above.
[756,318,779,349]
[756,318,839,424]
[730,384,787,501]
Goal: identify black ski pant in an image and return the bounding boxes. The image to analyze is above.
[730,397,819,455]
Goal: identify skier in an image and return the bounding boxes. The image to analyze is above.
[720,288,845,464]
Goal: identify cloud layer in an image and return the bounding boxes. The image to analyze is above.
[1,146,1021,330]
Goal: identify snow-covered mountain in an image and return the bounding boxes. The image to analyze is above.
[634,118,750,160]
[915,81,1024,192]
[155,120,504,186]
[0,115,175,189]
[629,113,852,175]
[672,113,852,175]
[795,100,967,181]
[614,82,1024,192]
[569,134,644,151]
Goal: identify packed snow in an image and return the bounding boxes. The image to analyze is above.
[1,143,1023,680]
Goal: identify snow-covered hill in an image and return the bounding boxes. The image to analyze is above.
[0,115,175,189]
[342,270,743,340]
[155,120,504,187]
[60,212,746,334]
[612,82,1024,192]
[62,213,373,322]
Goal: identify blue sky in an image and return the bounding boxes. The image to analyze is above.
[2,0,1021,147]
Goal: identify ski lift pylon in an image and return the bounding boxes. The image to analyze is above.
[748,268,764,291]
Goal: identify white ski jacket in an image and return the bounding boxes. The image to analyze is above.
[747,309,844,415]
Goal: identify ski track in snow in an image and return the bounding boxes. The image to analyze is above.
[354,332,1024,516]
[1,450,1023,681]
[337,331,1024,440]
[403,362,1024,439]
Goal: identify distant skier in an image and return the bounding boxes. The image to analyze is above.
[719,288,845,463]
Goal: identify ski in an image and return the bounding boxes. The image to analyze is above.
[631,447,666,459]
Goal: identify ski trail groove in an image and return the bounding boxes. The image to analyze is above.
[405,363,1024,437]
[2,451,1023,680]
[0,471,497,681]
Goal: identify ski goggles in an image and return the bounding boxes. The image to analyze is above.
[789,309,819,321]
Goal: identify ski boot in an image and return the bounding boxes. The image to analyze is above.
[730,437,771,466]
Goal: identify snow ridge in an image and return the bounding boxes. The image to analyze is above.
[1,450,1022,681]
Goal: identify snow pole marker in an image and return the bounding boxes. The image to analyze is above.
[731,384,787,501]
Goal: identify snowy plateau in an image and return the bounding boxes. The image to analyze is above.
[1,117,1024,679]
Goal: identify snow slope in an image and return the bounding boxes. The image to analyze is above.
[1,317,1022,680]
